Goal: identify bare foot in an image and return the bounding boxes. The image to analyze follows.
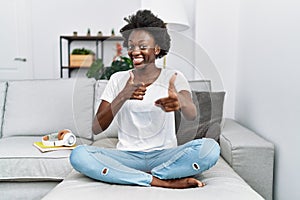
[151,176,205,189]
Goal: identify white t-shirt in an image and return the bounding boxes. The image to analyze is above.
[100,68,191,152]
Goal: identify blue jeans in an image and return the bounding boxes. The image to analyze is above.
[70,138,220,186]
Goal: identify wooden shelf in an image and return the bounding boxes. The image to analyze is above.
[62,66,91,69]
[60,35,123,42]
[60,35,123,78]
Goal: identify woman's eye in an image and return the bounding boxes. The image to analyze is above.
[128,45,135,51]
[139,45,148,50]
[127,44,150,51]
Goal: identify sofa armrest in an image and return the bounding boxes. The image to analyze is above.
[220,118,274,200]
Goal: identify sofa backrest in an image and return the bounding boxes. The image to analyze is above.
[2,78,95,140]
[0,82,7,138]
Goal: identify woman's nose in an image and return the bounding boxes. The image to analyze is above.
[131,48,141,55]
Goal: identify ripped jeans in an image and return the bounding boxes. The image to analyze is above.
[70,138,220,186]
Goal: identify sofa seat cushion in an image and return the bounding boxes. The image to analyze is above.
[0,181,58,200]
[0,136,91,181]
[42,157,263,200]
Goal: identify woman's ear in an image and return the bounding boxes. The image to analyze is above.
[155,45,161,55]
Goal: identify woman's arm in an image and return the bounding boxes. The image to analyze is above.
[177,90,197,121]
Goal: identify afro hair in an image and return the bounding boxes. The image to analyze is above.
[120,10,171,59]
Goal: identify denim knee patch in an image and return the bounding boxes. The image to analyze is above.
[192,162,201,171]
[101,167,109,175]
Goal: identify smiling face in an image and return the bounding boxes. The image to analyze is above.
[127,30,160,70]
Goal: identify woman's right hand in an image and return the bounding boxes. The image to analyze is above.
[121,71,147,100]
[92,71,147,134]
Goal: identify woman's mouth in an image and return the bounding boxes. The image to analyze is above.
[133,58,144,65]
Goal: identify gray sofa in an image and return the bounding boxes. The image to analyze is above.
[0,78,274,200]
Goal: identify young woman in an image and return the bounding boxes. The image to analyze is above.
[70,10,220,189]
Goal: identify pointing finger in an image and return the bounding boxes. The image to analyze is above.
[168,73,177,97]
[129,71,134,84]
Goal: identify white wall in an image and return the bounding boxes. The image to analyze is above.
[153,0,198,80]
[235,1,300,199]
[195,0,240,118]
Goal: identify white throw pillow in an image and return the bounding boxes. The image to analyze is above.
[2,78,95,140]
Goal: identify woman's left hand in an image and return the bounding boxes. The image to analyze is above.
[155,73,180,112]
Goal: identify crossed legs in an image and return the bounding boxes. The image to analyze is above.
[70,138,220,189]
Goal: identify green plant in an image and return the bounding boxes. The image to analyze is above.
[86,59,104,80]
[86,56,133,80]
[101,56,133,80]
[71,48,94,55]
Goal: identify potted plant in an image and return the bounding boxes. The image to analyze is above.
[87,43,133,80]
[86,58,105,80]
[102,56,133,79]
[70,48,95,68]
[86,56,133,80]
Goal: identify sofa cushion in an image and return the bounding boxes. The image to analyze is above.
[0,136,92,181]
[188,80,211,91]
[175,91,225,145]
[2,78,95,140]
[0,181,58,200]
[41,157,263,200]
[0,81,7,137]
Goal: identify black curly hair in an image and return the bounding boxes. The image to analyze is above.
[120,10,171,59]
